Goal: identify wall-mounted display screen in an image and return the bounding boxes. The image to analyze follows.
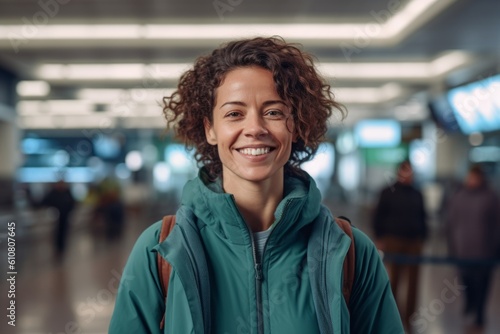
[447,74,500,134]
[428,95,461,133]
[354,119,401,148]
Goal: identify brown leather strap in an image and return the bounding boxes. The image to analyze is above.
[157,215,176,330]
[335,217,356,307]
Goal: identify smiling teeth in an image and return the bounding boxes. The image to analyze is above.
[239,147,271,156]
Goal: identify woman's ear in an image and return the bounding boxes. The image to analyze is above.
[204,117,217,145]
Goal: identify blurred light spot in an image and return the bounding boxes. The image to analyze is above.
[338,155,360,191]
[141,144,158,166]
[336,131,355,154]
[21,138,41,154]
[115,163,131,180]
[153,162,172,192]
[93,136,121,159]
[87,156,107,180]
[53,150,70,167]
[470,146,500,162]
[71,183,88,201]
[17,167,94,183]
[468,132,483,146]
[301,143,335,179]
[355,120,401,148]
[125,151,143,171]
[410,140,432,173]
[21,138,53,154]
[154,162,171,183]
[165,144,195,173]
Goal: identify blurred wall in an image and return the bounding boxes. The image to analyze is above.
[0,67,19,208]
[435,134,468,178]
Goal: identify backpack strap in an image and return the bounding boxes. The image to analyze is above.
[157,215,176,330]
[335,216,356,307]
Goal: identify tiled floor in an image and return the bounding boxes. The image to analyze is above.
[0,201,498,334]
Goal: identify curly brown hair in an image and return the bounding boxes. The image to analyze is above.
[163,36,346,179]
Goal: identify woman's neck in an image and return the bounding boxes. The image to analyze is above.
[223,176,284,232]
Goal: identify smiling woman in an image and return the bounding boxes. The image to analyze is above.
[109,36,404,334]
[163,37,344,180]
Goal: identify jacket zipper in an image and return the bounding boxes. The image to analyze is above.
[250,235,264,334]
[250,199,293,334]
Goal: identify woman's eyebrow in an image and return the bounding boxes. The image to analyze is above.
[262,100,287,107]
[220,100,287,109]
[220,101,246,109]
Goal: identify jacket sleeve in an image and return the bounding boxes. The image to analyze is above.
[109,221,165,334]
[349,229,404,334]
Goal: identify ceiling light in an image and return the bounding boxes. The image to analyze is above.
[77,88,175,104]
[384,0,452,38]
[334,83,404,104]
[36,52,471,82]
[0,0,456,48]
[320,63,430,80]
[16,81,50,97]
[17,99,95,115]
[35,64,147,80]
[144,24,360,40]
[431,51,472,76]
[77,89,126,103]
[17,115,116,129]
[319,52,471,80]
[0,25,142,40]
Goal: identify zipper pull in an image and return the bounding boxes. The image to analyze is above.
[255,263,263,281]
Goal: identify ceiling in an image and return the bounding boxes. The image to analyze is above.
[0,0,499,129]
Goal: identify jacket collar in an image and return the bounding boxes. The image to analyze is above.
[180,168,322,245]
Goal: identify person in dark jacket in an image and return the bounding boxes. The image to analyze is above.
[40,180,76,256]
[110,36,403,334]
[446,165,499,332]
[373,160,427,330]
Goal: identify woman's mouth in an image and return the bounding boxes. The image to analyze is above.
[237,147,272,156]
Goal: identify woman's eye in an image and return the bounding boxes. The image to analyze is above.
[266,110,285,118]
[225,111,242,118]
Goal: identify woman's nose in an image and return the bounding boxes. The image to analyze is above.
[243,113,269,137]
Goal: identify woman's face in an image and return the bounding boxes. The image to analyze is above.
[205,66,296,189]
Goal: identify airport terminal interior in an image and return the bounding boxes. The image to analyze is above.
[0,0,499,333]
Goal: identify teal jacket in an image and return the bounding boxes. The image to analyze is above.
[109,170,403,333]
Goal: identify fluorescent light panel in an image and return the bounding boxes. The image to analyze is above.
[16,81,50,96]
[35,64,187,81]
[35,52,471,82]
[0,0,455,45]
[17,100,94,115]
[78,86,401,105]
[335,83,404,104]
[77,88,175,104]
[385,0,441,37]
[18,115,116,129]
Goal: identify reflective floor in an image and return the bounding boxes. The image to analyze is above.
[1,200,499,334]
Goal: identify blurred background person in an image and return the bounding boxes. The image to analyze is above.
[96,176,125,240]
[37,179,76,258]
[445,165,500,333]
[372,160,428,332]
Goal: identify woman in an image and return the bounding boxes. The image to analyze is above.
[109,37,403,334]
